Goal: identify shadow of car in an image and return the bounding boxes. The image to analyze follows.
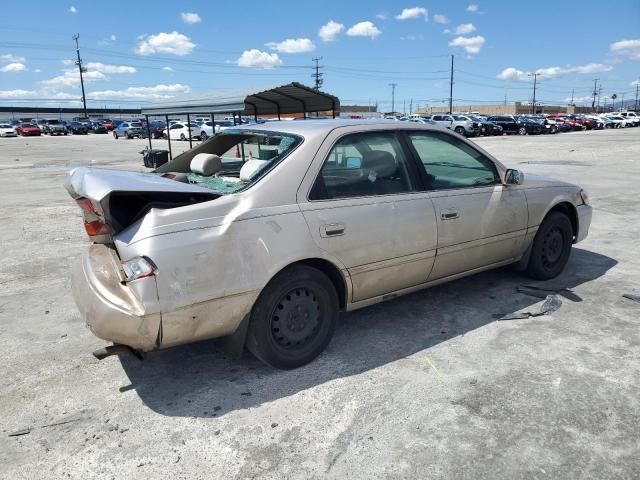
[118,247,615,418]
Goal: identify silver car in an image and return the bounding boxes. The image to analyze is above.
[66,120,592,368]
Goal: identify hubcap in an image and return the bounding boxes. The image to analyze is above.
[271,288,321,349]
[542,226,564,267]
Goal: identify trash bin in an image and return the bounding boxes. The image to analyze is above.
[143,149,169,169]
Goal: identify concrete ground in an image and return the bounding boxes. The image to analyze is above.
[0,129,639,479]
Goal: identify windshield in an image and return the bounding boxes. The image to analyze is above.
[48,120,60,125]
[158,129,303,195]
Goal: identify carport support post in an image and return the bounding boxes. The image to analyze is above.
[210,113,214,134]
[165,114,173,161]
[145,115,152,150]
[186,113,193,149]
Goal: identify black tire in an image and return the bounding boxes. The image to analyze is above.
[126,134,132,139]
[246,265,338,369]
[113,132,118,139]
[525,211,573,280]
[518,126,527,135]
[200,131,208,141]
[454,126,466,136]
[180,133,186,141]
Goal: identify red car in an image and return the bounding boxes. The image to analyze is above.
[548,115,586,131]
[16,123,42,136]
[100,119,115,131]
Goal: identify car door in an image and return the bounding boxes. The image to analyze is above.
[298,129,438,303]
[405,130,528,280]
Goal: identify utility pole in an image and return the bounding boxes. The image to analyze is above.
[73,34,88,119]
[591,78,599,111]
[528,73,539,114]
[620,93,625,111]
[448,54,454,114]
[570,88,574,106]
[635,80,639,110]
[410,98,413,115]
[389,83,397,114]
[311,57,323,90]
[597,85,602,112]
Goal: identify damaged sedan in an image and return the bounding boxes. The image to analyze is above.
[66,120,592,368]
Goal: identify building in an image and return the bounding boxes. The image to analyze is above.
[417,102,597,116]
[339,104,381,119]
[0,106,143,122]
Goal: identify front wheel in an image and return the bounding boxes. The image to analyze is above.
[200,131,208,141]
[113,132,118,139]
[180,133,186,141]
[246,265,338,369]
[518,126,527,135]
[454,126,466,136]
[525,211,573,280]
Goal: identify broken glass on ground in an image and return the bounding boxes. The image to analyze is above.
[493,294,563,320]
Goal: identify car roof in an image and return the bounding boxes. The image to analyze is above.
[230,118,449,136]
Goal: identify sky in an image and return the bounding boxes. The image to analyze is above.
[0,0,639,111]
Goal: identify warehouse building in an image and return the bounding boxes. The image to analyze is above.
[417,101,597,116]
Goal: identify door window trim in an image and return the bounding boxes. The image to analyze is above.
[400,130,501,192]
[307,130,422,202]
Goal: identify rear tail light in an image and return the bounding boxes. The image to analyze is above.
[579,189,590,205]
[75,197,111,239]
[122,256,157,282]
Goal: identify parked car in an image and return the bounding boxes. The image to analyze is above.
[430,114,481,137]
[604,115,630,128]
[467,115,503,136]
[113,121,144,139]
[616,112,640,127]
[548,115,585,131]
[68,121,89,135]
[66,119,592,368]
[91,122,108,134]
[518,115,557,134]
[164,122,199,140]
[487,115,541,135]
[42,119,68,135]
[0,123,18,137]
[15,122,41,136]
[198,120,234,140]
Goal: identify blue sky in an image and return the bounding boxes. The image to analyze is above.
[1,0,639,111]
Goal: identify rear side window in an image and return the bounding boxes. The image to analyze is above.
[310,132,412,200]
[407,132,499,190]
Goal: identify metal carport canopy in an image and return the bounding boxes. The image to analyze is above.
[140,82,340,117]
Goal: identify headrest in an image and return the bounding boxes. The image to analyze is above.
[239,159,269,181]
[190,153,222,176]
[362,150,397,179]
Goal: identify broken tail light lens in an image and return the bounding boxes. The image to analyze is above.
[122,256,157,282]
[579,189,590,205]
[75,197,110,238]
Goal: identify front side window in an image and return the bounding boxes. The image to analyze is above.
[310,132,412,200]
[407,132,499,190]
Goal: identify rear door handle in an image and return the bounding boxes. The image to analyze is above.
[320,223,345,237]
[440,209,459,220]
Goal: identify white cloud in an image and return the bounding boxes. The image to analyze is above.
[346,21,381,39]
[99,34,117,46]
[136,31,195,56]
[375,13,388,20]
[266,38,315,53]
[62,59,74,66]
[69,5,77,13]
[610,39,640,60]
[497,63,614,81]
[318,20,344,42]
[632,80,640,87]
[1,54,26,63]
[41,70,106,89]
[433,14,449,24]
[34,68,41,73]
[0,89,36,98]
[89,84,190,99]
[400,34,424,41]
[163,66,173,72]
[564,95,594,105]
[453,23,476,35]
[86,62,136,74]
[395,7,428,20]
[467,4,479,12]
[449,35,485,55]
[0,63,27,72]
[443,29,451,34]
[497,67,528,81]
[235,49,282,68]
[181,12,201,24]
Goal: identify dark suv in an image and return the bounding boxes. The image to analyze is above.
[487,115,543,135]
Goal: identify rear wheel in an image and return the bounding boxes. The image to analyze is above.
[113,132,118,139]
[518,126,527,135]
[525,211,573,280]
[200,131,208,141]
[180,133,186,141]
[246,265,338,369]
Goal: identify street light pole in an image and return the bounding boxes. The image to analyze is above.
[528,73,539,114]
[389,83,397,114]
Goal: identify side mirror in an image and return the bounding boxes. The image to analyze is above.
[505,169,524,185]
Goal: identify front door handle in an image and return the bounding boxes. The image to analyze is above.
[321,223,345,237]
[440,209,459,220]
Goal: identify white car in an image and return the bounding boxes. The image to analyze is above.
[164,122,199,141]
[198,120,234,140]
[0,124,17,137]
[616,112,640,127]
[605,116,630,128]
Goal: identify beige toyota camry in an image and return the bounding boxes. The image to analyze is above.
[66,119,592,368]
